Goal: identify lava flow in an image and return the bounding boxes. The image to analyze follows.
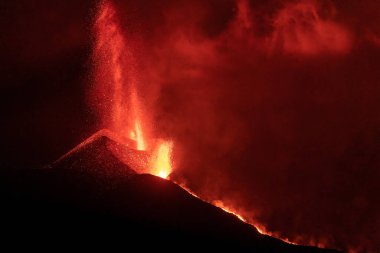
[173,181,298,246]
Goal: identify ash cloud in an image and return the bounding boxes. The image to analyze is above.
[112,0,380,251]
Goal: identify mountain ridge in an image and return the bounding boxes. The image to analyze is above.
[1,131,343,252]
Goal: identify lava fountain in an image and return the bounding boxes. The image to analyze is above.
[93,0,147,152]
[92,0,172,178]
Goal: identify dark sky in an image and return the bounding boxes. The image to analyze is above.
[1,0,380,252]
[0,0,97,168]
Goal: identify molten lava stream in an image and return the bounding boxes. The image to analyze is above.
[173,181,298,246]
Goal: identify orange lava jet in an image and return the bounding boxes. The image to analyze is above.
[151,140,173,179]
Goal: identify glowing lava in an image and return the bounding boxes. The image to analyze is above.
[212,200,247,222]
[174,181,298,246]
[151,141,173,179]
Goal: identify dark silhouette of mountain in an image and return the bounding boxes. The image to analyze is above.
[0,131,343,252]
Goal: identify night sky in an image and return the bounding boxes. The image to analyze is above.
[1,0,379,252]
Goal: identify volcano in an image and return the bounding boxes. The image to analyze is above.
[1,131,342,252]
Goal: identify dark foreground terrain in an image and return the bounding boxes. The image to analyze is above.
[0,133,342,252]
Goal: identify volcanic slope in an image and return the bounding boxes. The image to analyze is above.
[1,131,342,252]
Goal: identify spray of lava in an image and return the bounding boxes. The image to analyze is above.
[93,0,172,178]
[93,0,146,151]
